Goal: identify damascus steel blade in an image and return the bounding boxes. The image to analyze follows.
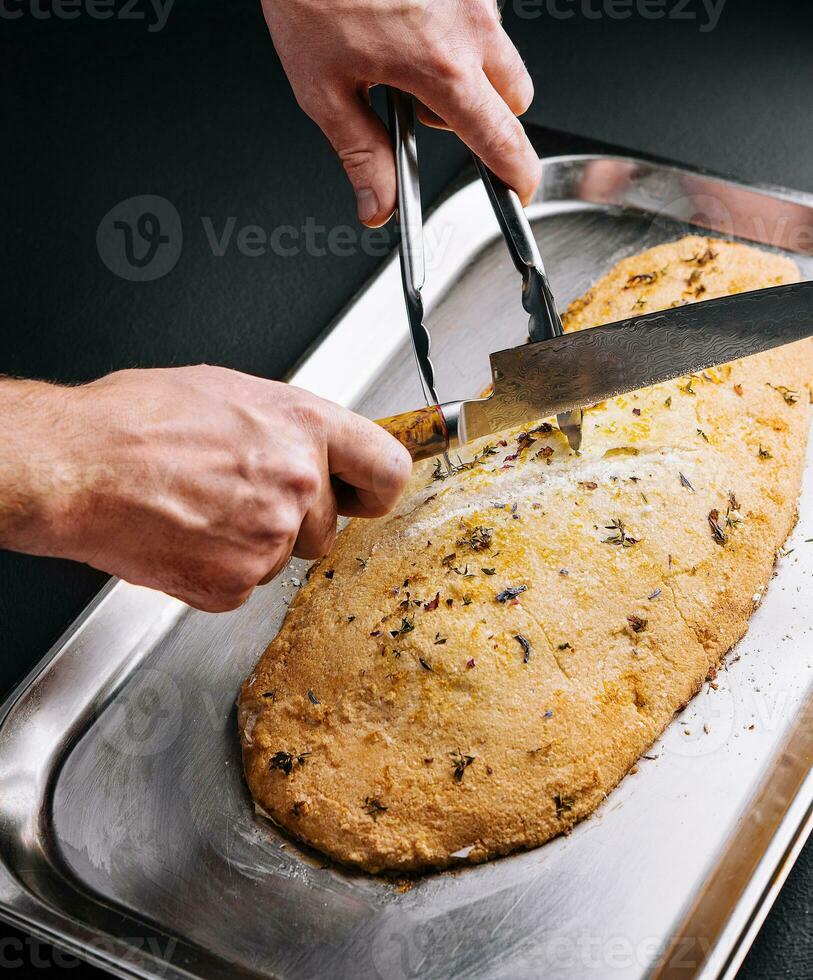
[459,282,813,442]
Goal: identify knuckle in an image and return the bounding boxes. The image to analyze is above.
[286,461,321,498]
[217,590,254,613]
[286,392,327,430]
[482,114,524,160]
[296,86,346,129]
[260,506,303,551]
[265,549,291,582]
[423,43,466,83]
[317,516,338,553]
[292,86,323,122]
[219,566,260,598]
[469,0,499,31]
[337,145,377,178]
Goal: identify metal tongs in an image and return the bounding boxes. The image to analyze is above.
[386,88,583,451]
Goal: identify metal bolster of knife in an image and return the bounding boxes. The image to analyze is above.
[376,401,464,463]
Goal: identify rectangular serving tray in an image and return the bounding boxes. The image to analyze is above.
[1,151,812,980]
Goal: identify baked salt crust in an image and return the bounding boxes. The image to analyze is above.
[240,236,813,873]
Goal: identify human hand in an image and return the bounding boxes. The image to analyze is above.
[0,367,411,612]
[261,0,541,225]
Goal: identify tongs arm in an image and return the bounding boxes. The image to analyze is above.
[472,156,563,344]
[474,157,583,449]
[386,87,438,407]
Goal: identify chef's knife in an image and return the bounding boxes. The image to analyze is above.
[376,282,813,462]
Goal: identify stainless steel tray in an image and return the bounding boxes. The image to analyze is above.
[1,153,812,980]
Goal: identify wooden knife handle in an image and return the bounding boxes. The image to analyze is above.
[376,405,450,463]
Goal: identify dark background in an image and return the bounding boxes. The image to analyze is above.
[0,0,811,975]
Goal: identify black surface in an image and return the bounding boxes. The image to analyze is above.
[0,2,811,977]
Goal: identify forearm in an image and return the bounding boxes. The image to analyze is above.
[0,377,83,558]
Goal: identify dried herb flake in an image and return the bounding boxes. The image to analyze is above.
[363,797,388,820]
[514,633,532,663]
[496,585,528,603]
[450,750,475,782]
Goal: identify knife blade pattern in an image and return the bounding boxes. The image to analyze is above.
[461,283,813,442]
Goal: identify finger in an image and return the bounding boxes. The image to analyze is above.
[415,70,541,204]
[293,479,339,560]
[311,85,396,227]
[482,26,535,117]
[415,98,449,130]
[324,408,412,518]
[171,587,254,614]
[258,544,297,586]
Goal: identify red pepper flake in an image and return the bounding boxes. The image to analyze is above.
[466,657,476,669]
[536,446,554,465]
[517,431,537,451]
[424,757,434,765]
[486,766,494,775]
[733,384,743,396]
[424,592,440,611]
[624,271,658,289]
[632,407,641,416]
[498,439,508,447]
[578,481,598,491]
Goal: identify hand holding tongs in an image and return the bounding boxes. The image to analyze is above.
[384,87,582,451]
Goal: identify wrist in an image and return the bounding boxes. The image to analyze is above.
[0,379,90,559]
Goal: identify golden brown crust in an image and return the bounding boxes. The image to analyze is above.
[239,236,812,873]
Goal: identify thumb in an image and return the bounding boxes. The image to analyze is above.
[317,89,396,228]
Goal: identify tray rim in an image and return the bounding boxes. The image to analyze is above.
[1,144,813,980]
